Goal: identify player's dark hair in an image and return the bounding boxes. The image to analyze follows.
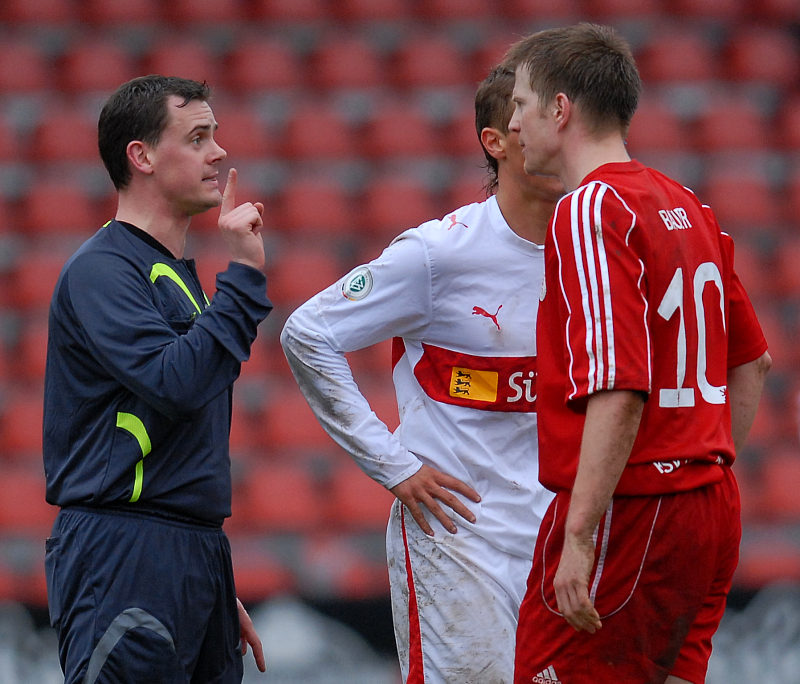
[98,75,211,190]
[475,64,516,197]
[505,23,641,135]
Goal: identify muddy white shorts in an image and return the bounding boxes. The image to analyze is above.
[386,498,533,684]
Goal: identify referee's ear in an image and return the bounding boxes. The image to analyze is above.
[126,140,154,177]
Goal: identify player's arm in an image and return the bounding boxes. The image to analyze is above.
[728,351,771,453]
[280,232,479,535]
[555,389,644,633]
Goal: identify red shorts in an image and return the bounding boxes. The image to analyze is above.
[514,467,740,684]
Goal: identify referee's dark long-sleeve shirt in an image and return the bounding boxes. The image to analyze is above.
[43,220,272,525]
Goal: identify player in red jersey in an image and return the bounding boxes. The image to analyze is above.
[506,24,771,684]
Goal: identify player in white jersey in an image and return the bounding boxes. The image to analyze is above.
[281,65,562,683]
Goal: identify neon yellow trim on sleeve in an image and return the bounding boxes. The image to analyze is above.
[116,412,152,503]
[149,263,202,314]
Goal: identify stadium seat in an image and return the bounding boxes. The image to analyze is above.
[80,0,161,25]
[636,30,719,83]
[9,246,72,311]
[279,101,357,159]
[228,540,296,601]
[0,0,73,24]
[390,34,467,90]
[332,0,411,22]
[143,38,221,86]
[308,35,384,91]
[162,0,244,24]
[498,0,583,21]
[249,0,329,22]
[265,243,343,309]
[700,169,781,230]
[14,317,49,383]
[223,37,301,93]
[416,0,494,20]
[358,175,441,241]
[760,450,800,520]
[442,104,482,158]
[583,0,664,18]
[256,380,339,451]
[625,97,687,154]
[28,106,99,162]
[771,236,800,302]
[276,176,354,235]
[326,459,395,531]
[299,534,390,598]
[57,40,139,95]
[0,114,20,161]
[233,461,325,532]
[746,0,800,20]
[0,40,52,92]
[0,467,57,536]
[212,105,273,160]
[722,27,799,88]
[775,93,800,151]
[667,0,746,21]
[19,178,101,235]
[691,97,772,152]
[0,392,44,458]
[444,166,491,212]
[360,100,440,159]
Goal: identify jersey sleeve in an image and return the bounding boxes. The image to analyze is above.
[551,183,651,402]
[280,230,433,489]
[65,251,270,418]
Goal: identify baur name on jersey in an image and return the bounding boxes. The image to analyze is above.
[658,207,692,231]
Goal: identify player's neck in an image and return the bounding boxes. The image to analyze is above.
[562,133,630,192]
[115,190,190,259]
[496,184,553,246]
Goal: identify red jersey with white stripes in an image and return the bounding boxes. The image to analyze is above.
[536,160,767,495]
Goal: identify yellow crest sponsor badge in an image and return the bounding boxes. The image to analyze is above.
[449,366,498,402]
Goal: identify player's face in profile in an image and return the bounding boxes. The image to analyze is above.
[510,66,558,178]
[147,96,228,217]
[504,127,564,202]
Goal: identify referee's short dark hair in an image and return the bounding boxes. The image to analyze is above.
[98,75,210,190]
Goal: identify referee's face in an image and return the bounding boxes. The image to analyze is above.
[147,96,228,217]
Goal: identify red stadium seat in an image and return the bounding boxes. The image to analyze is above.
[735,536,800,588]
[359,175,441,241]
[0,0,72,24]
[626,97,687,154]
[162,0,244,24]
[143,38,221,85]
[700,168,781,229]
[80,0,161,24]
[276,176,354,236]
[417,0,494,20]
[10,246,71,311]
[746,0,800,20]
[14,317,49,383]
[691,97,772,152]
[637,30,718,83]
[224,37,301,93]
[360,100,440,159]
[0,392,44,458]
[583,0,664,18]
[28,107,99,162]
[775,93,800,151]
[332,0,411,21]
[265,242,343,309]
[280,101,357,159]
[722,27,799,88]
[326,458,395,531]
[308,35,384,90]
[443,103,483,158]
[0,114,21,161]
[228,540,296,601]
[444,167,491,210]
[57,40,139,94]
[667,0,745,20]
[760,450,800,520]
[0,467,57,536]
[0,40,52,92]
[212,106,273,160]
[249,0,329,22]
[299,534,390,598]
[390,34,467,90]
[19,178,101,235]
[499,0,583,21]
[233,461,325,532]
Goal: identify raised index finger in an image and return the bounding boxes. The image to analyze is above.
[220,167,237,216]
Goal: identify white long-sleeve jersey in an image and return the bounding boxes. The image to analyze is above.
[281,196,553,559]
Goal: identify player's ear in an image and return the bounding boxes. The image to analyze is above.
[480,127,505,160]
[126,140,154,176]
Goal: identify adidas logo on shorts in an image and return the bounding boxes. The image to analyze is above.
[532,665,562,684]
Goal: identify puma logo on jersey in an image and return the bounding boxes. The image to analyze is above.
[472,305,502,330]
[448,214,469,230]
[659,207,692,231]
